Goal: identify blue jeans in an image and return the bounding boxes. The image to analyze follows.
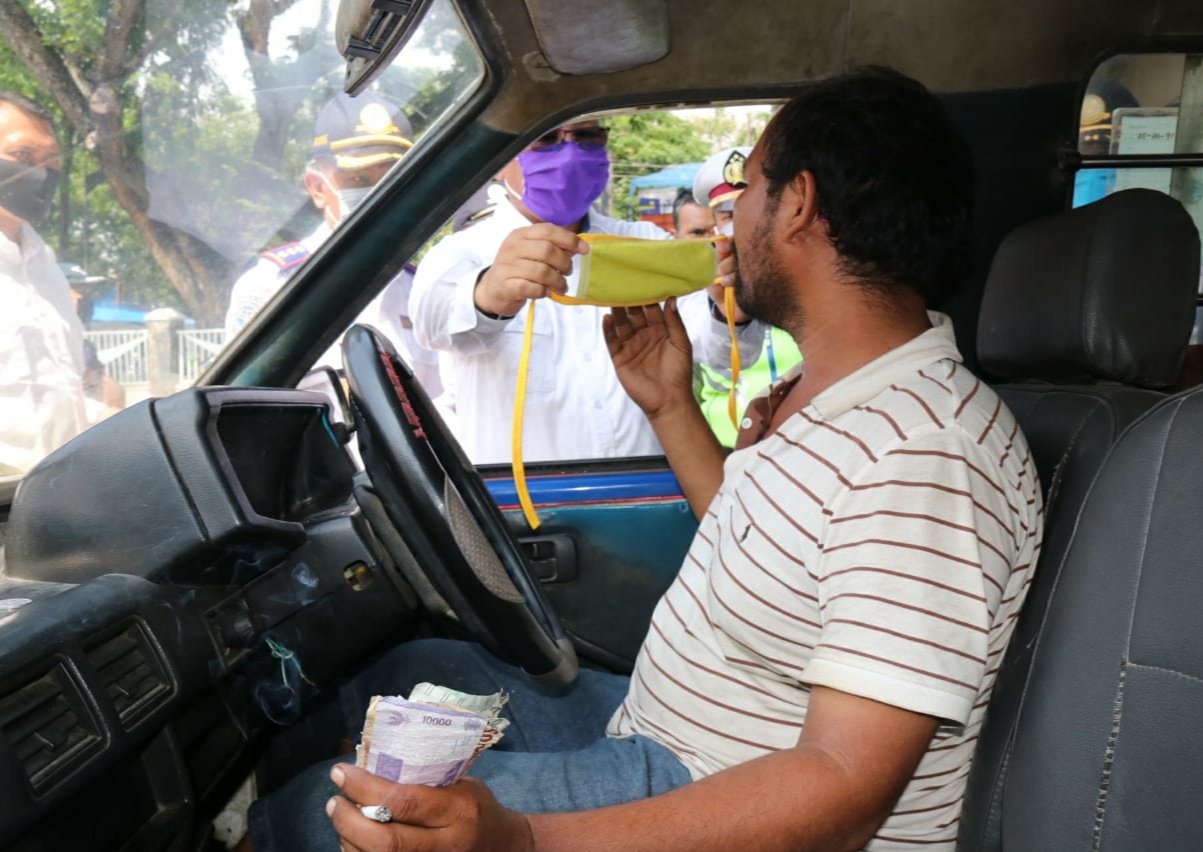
[248,639,692,852]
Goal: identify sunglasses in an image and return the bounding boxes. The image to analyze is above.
[530,126,610,150]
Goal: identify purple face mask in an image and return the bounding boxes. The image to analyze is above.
[515,142,610,227]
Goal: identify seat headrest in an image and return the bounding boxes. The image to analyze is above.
[978,189,1200,388]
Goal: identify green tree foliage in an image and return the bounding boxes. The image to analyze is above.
[0,0,478,324]
[0,0,252,321]
[690,106,772,151]
[606,112,711,220]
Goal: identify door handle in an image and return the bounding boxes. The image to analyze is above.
[517,534,577,583]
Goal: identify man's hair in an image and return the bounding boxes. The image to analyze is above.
[0,90,56,138]
[760,67,973,304]
[671,188,704,232]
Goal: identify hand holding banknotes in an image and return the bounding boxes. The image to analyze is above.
[325,762,534,852]
[325,683,530,850]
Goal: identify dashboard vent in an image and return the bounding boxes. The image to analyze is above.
[86,622,172,729]
[0,663,103,793]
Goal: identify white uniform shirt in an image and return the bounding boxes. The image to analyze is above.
[224,222,441,393]
[409,199,679,464]
[0,224,88,476]
[676,290,772,373]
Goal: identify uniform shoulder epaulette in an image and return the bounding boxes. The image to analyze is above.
[259,241,311,271]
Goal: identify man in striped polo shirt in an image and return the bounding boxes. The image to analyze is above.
[594,68,1042,850]
[260,68,1041,852]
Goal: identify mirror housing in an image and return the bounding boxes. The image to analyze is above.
[335,0,436,94]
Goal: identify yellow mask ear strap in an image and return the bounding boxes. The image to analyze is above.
[724,286,742,428]
[547,291,677,308]
[512,300,541,530]
[517,285,738,525]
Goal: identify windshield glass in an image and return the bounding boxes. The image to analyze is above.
[0,0,482,480]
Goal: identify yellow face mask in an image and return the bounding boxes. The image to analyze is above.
[549,234,716,307]
[511,233,739,533]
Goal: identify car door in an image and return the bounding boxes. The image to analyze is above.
[484,458,697,668]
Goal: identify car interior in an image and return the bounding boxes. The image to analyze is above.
[3,0,1203,850]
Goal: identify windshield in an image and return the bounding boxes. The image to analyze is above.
[0,0,482,480]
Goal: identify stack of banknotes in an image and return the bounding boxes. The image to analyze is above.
[356,682,509,786]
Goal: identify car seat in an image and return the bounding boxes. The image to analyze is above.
[958,188,1200,850]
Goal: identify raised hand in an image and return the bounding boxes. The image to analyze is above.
[602,300,695,421]
[474,223,589,317]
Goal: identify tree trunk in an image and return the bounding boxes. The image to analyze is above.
[86,83,234,324]
[0,0,237,325]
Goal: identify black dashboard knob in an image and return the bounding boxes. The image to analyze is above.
[218,611,257,649]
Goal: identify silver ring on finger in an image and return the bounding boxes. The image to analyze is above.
[359,804,393,823]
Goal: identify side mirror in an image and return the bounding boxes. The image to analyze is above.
[298,365,353,426]
[298,366,363,467]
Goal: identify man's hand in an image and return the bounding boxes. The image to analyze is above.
[707,239,750,324]
[326,763,534,852]
[475,223,588,317]
[603,300,695,422]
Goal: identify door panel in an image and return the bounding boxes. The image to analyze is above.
[485,464,697,668]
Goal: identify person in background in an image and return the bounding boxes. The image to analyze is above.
[682,148,803,447]
[1073,80,1138,207]
[668,188,715,238]
[0,90,89,475]
[225,92,442,397]
[62,265,126,412]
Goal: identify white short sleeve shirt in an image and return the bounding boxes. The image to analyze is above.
[609,313,1043,850]
[0,225,88,475]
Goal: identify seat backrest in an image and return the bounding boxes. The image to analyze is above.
[958,188,1200,850]
[997,381,1203,848]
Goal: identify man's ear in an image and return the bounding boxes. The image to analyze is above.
[781,170,819,243]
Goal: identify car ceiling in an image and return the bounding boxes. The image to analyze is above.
[469,0,1203,133]
[205,0,1203,392]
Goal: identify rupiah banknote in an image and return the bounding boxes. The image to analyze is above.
[356,682,509,786]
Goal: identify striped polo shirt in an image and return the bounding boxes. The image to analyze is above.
[607,312,1043,850]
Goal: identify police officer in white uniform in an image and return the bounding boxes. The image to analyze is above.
[0,91,89,475]
[225,93,442,395]
[412,124,763,465]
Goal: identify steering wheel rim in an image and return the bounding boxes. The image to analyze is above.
[342,324,578,684]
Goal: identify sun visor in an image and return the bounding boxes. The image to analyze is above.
[524,0,668,75]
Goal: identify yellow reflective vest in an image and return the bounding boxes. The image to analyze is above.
[694,324,803,447]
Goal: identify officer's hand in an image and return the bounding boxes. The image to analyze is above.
[475,224,588,318]
[707,239,750,325]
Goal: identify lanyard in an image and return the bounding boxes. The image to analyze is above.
[766,326,779,383]
[511,289,742,532]
[724,286,742,429]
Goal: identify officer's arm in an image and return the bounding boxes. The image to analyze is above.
[408,237,512,355]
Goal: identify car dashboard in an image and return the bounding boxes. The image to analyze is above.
[0,388,418,849]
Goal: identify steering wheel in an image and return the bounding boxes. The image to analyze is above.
[342,324,578,685]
